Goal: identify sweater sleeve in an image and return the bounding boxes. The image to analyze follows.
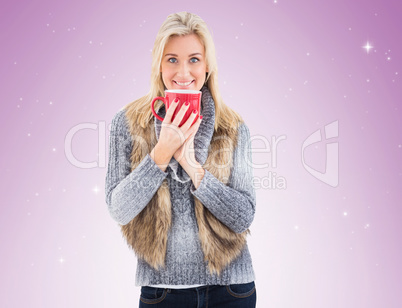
[105,109,168,225]
[190,123,256,233]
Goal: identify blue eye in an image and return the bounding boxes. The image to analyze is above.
[168,58,177,63]
[190,57,199,63]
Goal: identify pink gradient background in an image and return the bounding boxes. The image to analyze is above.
[1,0,401,307]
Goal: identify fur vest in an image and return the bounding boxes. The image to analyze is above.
[120,87,249,276]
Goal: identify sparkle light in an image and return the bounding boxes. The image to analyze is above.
[363,41,373,54]
[93,186,100,194]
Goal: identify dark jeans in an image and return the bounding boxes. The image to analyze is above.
[139,281,256,308]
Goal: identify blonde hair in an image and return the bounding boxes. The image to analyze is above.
[124,12,243,131]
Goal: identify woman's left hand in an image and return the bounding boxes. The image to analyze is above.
[173,115,203,167]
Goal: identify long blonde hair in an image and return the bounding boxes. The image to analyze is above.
[124,12,242,131]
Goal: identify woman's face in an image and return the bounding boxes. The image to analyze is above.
[160,34,208,91]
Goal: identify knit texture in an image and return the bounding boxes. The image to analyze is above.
[105,87,256,286]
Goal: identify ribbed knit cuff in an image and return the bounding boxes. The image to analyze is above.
[189,169,215,196]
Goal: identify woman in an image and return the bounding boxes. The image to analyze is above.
[105,12,257,307]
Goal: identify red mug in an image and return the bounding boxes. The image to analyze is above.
[151,90,202,127]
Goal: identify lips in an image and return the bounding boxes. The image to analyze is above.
[174,80,194,87]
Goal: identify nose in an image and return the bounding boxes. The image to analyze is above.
[177,61,190,78]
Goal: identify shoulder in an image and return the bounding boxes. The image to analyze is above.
[237,121,251,143]
[110,108,130,137]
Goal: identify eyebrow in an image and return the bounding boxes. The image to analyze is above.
[164,53,203,57]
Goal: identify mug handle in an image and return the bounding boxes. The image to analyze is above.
[151,97,166,122]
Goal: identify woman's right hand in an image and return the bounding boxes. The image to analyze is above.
[157,98,200,158]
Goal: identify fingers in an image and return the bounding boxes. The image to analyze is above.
[160,98,203,151]
[172,101,193,127]
[180,108,200,131]
[183,114,202,140]
[164,98,180,123]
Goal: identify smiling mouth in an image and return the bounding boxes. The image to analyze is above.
[174,80,194,86]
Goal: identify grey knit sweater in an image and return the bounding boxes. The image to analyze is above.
[105,87,256,286]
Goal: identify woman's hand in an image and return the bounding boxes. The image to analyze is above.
[156,98,205,187]
[173,115,202,167]
[157,98,201,160]
[173,112,204,189]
